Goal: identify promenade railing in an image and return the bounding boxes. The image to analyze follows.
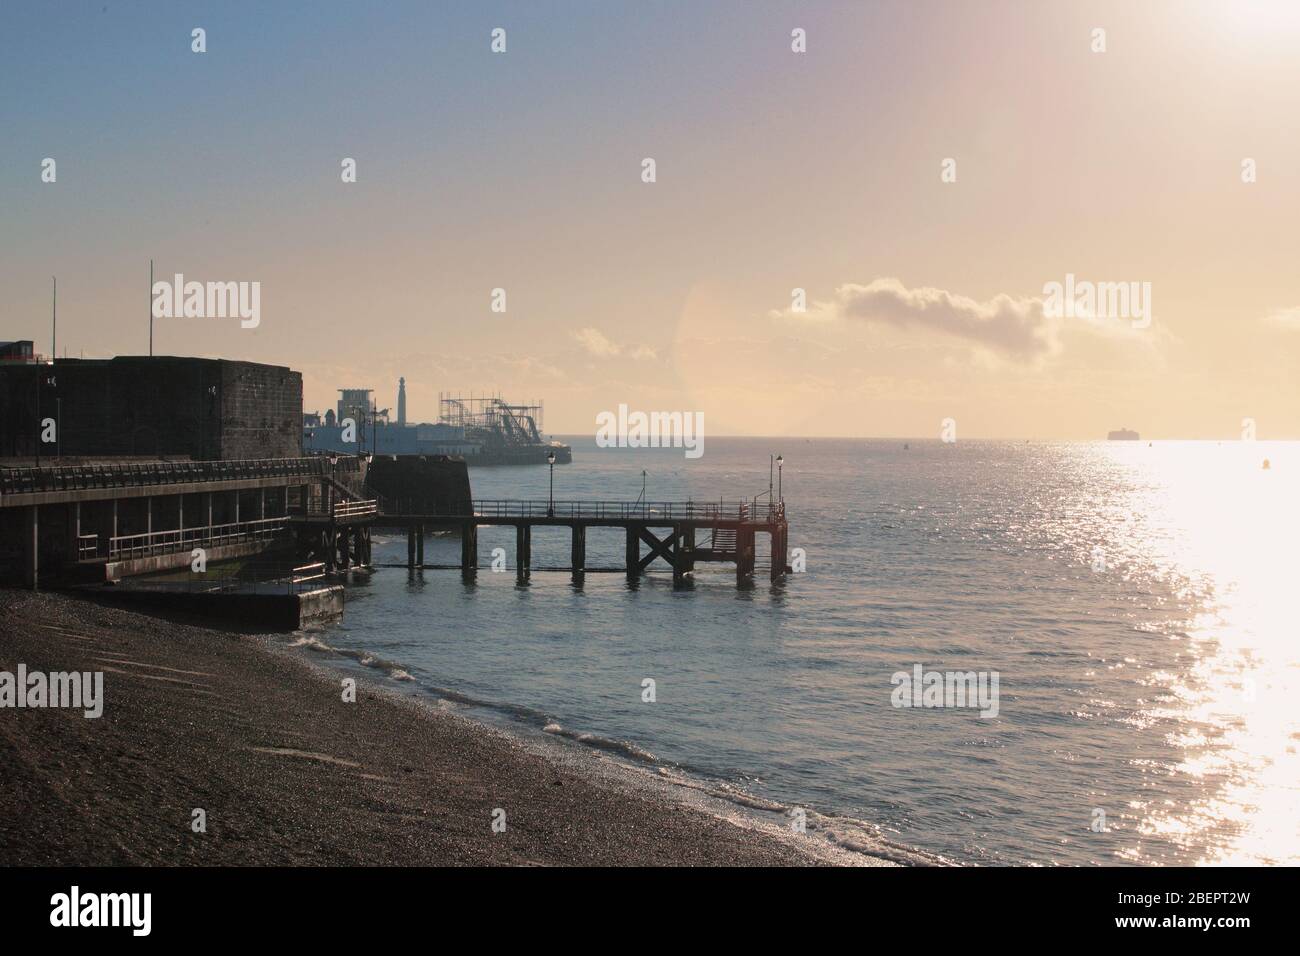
[0,456,345,498]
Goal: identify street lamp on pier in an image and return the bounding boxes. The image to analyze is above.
[547,449,556,517]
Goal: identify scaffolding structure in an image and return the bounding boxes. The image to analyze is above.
[438,393,545,446]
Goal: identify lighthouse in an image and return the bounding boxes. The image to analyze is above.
[397,376,407,426]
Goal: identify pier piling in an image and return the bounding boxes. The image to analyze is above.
[460,520,477,579]
[736,527,755,585]
[516,524,531,582]
[770,526,787,582]
[571,525,586,581]
[625,526,639,583]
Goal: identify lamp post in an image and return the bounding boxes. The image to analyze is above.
[776,454,784,507]
[547,450,556,517]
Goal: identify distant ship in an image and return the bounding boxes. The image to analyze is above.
[1107,428,1140,441]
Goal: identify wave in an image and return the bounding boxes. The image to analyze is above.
[283,633,945,866]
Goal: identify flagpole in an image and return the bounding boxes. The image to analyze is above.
[149,259,153,356]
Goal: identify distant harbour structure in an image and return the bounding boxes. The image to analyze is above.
[1108,427,1140,441]
[305,384,571,465]
[304,385,478,457]
[438,393,572,466]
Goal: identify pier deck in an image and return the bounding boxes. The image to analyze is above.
[1,459,790,588]
[375,498,791,585]
[0,456,365,586]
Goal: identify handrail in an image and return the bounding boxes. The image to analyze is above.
[300,498,378,518]
[375,498,786,522]
[0,456,342,497]
[131,563,333,596]
[105,516,289,560]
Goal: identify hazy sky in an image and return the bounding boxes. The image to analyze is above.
[3,1,1298,438]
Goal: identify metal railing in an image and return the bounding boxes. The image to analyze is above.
[375,498,786,522]
[299,498,378,519]
[329,498,377,518]
[0,456,346,498]
[106,516,289,560]
[125,561,330,595]
[77,533,99,560]
[368,493,465,517]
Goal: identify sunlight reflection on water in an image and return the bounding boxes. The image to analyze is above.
[1103,442,1299,865]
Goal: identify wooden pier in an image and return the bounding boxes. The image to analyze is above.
[1,458,790,590]
[373,498,791,586]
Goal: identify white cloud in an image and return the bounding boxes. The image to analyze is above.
[1262,306,1300,329]
[776,278,1058,362]
[572,327,657,360]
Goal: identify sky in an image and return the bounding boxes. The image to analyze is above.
[2,0,1299,439]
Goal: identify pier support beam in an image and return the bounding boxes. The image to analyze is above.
[770,526,788,582]
[625,526,640,582]
[416,524,425,568]
[570,525,586,582]
[516,525,531,583]
[461,521,478,579]
[672,524,689,587]
[22,505,38,589]
[98,499,117,556]
[66,502,81,564]
[407,528,416,569]
[339,527,351,571]
[736,527,755,585]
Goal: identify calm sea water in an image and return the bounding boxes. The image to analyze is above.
[306,437,1298,866]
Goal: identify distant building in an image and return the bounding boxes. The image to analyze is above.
[0,340,37,363]
[0,356,303,459]
[303,420,479,457]
[397,377,407,426]
[336,388,372,429]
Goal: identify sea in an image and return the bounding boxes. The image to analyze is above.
[291,437,1298,866]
